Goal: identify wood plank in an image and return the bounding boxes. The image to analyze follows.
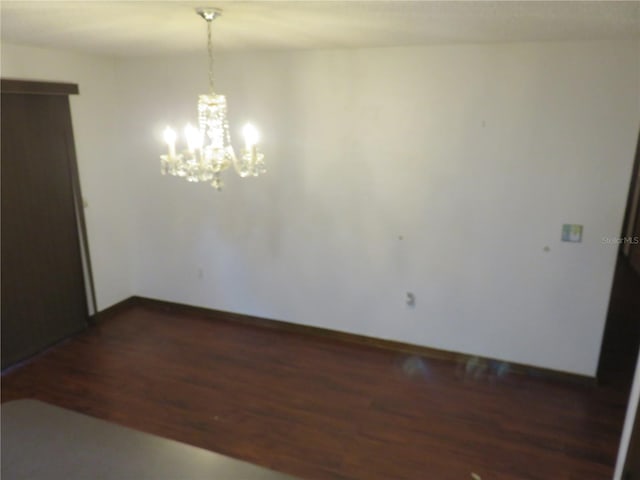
[1,300,632,479]
[131,296,595,385]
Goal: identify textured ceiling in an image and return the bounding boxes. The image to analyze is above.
[1,1,639,57]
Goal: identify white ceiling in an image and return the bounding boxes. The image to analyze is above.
[1,1,639,57]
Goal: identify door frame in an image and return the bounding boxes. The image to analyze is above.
[614,352,640,479]
[621,130,640,264]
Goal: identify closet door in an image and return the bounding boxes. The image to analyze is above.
[1,81,89,369]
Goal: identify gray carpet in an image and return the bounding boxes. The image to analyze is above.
[1,399,297,479]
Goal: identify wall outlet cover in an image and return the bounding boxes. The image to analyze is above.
[562,224,583,243]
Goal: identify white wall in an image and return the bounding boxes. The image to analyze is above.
[3,39,637,376]
[1,44,134,310]
[119,40,639,377]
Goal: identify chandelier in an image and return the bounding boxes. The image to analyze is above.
[160,8,265,190]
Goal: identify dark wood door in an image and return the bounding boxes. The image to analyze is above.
[1,88,88,369]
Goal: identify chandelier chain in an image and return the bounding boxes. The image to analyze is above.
[207,19,215,93]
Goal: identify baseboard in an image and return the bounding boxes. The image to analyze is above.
[108,295,595,387]
[91,296,142,323]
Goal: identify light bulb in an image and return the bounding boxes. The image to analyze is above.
[242,123,260,149]
[163,126,177,157]
[163,126,176,145]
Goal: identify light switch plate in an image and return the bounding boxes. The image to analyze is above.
[562,224,583,243]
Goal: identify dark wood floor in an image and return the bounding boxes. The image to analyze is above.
[3,260,638,479]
